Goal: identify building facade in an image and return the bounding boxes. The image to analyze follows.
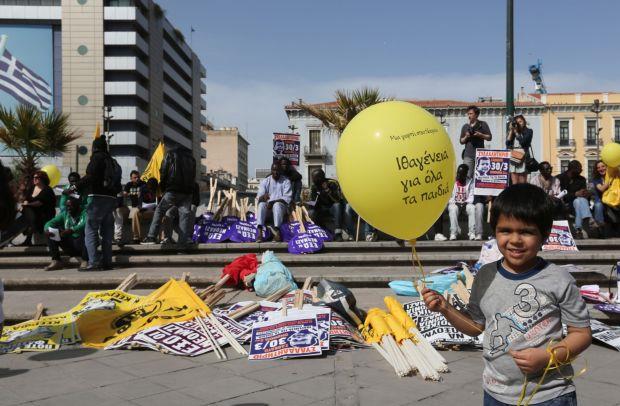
[0,0,207,181]
[203,127,249,191]
[285,99,546,186]
[535,92,620,180]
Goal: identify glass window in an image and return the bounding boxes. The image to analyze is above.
[615,120,620,143]
[559,121,569,142]
[309,130,321,153]
[587,160,597,182]
[586,120,597,145]
[560,160,570,174]
[308,165,322,184]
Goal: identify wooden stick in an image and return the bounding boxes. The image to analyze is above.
[195,314,226,360]
[203,311,247,355]
[180,272,191,282]
[281,299,288,317]
[267,287,291,302]
[116,273,138,292]
[205,289,226,308]
[301,277,313,291]
[33,303,46,320]
[228,302,260,320]
[356,216,361,242]
[301,206,313,223]
[294,290,304,310]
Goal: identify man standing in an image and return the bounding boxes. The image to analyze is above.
[43,197,88,271]
[256,163,292,242]
[74,137,120,271]
[460,106,492,179]
[310,168,347,242]
[113,170,145,244]
[142,145,196,247]
[557,160,595,239]
[448,164,477,240]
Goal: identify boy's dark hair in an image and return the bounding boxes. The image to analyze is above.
[467,105,480,116]
[490,184,554,239]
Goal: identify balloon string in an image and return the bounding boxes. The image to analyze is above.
[516,341,587,406]
[409,240,426,283]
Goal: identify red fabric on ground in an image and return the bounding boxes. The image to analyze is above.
[221,253,258,289]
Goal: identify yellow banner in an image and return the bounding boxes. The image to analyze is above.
[0,279,209,352]
[141,141,165,183]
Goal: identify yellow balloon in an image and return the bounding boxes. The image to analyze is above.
[41,164,61,187]
[601,142,620,168]
[336,101,455,240]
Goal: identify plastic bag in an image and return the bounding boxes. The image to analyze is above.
[254,251,297,297]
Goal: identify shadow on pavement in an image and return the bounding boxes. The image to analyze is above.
[28,347,98,361]
[0,368,28,379]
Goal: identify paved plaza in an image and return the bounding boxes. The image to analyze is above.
[0,328,617,406]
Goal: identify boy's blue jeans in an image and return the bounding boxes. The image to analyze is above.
[483,391,577,406]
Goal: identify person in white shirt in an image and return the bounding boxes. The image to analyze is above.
[256,163,292,242]
[528,161,565,219]
[448,164,477,240]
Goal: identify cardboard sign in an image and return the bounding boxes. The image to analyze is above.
[404,300,482,347]
[204,221,231,243]
[542,220,578,251]
[288,233,323,254]
[474,149,510,196]
[272,133,300,166]
[229,221,260,243]
[249,315,322,360]
[265,307,331,351]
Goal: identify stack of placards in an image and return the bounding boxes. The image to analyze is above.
[404,300,483,348]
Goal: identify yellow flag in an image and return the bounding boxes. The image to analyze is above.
[141,142,165,182]
[93,122,101,139]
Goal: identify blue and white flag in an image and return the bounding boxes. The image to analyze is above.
[0,48,52,110]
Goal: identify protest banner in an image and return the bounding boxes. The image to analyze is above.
[404,300,482,347]
[0,313,80,354]
[272,133,300,165]
[474,149,510,196]
[266,307,331,351]
[542,220,578,251]
[249,314,322,360]
[590,320,620,351]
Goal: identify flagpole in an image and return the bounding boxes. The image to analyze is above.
[0,35,8,56]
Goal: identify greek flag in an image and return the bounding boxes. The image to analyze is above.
[0,48,52,110]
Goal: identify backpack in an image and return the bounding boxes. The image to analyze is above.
[103,155,122,194]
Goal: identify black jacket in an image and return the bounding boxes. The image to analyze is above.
[160,147,196,194]
[77,138,116,197]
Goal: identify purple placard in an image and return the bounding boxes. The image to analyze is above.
[288,233,323,254]
[192,224,207,243]
[204,221,231,243]
[305,223,332,242]
[594,303,620,314]
[280,222,301,243]
[223,215,240,226]
[249,315,321,360]
[229,221,260,243]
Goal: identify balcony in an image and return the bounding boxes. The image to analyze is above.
[104,31,148,55]
[200,81,207,95]
[104,56,148,78]
[584,138,603,148]
[556,139,575,149]
[163,82,192,115]
[105,81,149,102]
[109,106,149,126]
[104,7,148,31]
[303,146,328,159]
[0,5,61,20]
[163,62,192,96]
[163,124,192,150]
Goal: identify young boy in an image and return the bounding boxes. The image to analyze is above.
[422,183,591,406]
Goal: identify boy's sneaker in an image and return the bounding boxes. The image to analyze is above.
[434,233,447,241]
[141,237,157,245]
[449,234,457,241]
[160,237,175,245]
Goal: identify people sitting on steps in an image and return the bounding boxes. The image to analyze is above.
[557,160,596,239]
[113,170,145,245]
[130,177,159,244]
[43,197,88,271]
[309,168,347,242]
[447,164,481,241]
[256,162,292,242]
[529,161,566,219]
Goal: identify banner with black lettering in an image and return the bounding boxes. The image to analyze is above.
[474,149,510,196]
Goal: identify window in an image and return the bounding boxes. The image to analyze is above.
[309,130,321,153]
[615,120,620,143]
[586,120,597,145]
[560,160,570,174]
[559,121,569,146]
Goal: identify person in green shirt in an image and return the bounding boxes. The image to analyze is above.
[43,197,88,271]
[58,172,87,213]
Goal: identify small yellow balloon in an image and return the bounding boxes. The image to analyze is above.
[336,101,455,240]
[601,142,620,168]
[41,164,61,187]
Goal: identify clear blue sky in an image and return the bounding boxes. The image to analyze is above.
[159,0,620,174]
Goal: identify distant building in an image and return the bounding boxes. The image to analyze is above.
[284,99,546,186]
[246,177,260,192]
[203,127,249,191]
[532,92,620,180]
[0,0,208,181]
[255,168,271,179]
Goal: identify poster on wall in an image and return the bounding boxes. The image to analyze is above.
[474,149,511,196]
[0,24,54,112]
[272,133,300,166]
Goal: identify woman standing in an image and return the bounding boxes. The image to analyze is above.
[506,115,533,184]
[20,170,57,245]
[591,160,609,228]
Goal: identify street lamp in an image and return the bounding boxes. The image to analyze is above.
[590,99,603,159]
[102,106,114,142]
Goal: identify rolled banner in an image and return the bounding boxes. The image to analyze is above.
[279,221,301,243]
[304,223,332,242]
[288,232,323,254]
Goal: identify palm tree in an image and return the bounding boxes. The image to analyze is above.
[295,87,392,134]
[0,104,79,177]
